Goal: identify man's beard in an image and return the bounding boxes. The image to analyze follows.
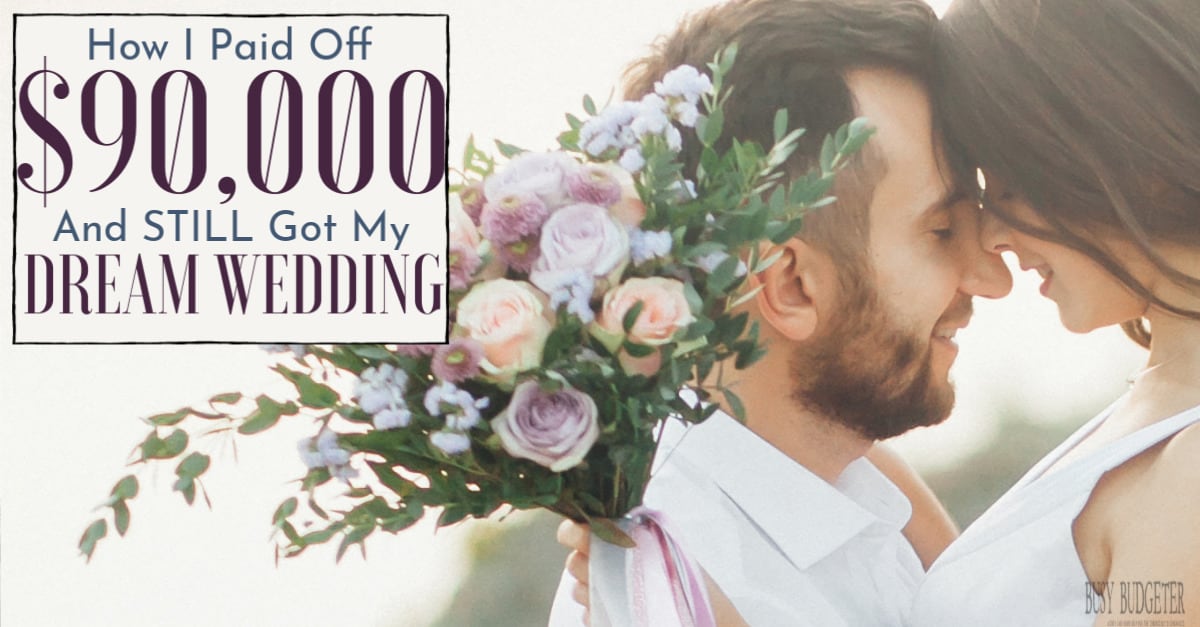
[787,273,967,441]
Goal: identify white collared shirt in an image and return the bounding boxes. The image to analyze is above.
[547,411,923,626]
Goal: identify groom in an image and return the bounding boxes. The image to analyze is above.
[549,0,1013,624]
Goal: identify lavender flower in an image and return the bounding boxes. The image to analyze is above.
[459,181,487,224]
[480,192,550,245]
[373,407,412,430]
[495,238,542,273]
[298,430,357,480]
[628,229,674,265]
[449,241,482,291]
[354,363,409,416]
[430,430,472,456]
[566,165,623,206]
[544,269,597,324]
[395,344,438,358]
[432,339,484,383]
[423,381,490,431]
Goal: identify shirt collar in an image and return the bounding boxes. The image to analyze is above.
[668,411,912,570]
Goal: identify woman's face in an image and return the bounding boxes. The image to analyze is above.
[978,174,1149,333]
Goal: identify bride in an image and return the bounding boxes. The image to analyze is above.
[908,0,1200,623]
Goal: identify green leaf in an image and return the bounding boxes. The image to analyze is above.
[173,476,196,505]
[112,500,130,536]
[583,94,598,116]
[275,366,340,409]
[622,341,655,358]
[238,396,287,435]
[79,519,107,560]
[622,300,645,334]
[273,497,299,526]
[589,518,636,548]
[176,452,210,479]
[111,475,139,500]
[495,140,527,158]
[701,108,724,146]
[369,463,419,499]
[350,345,396,361]
[681,318,716,342]
[705,254,741,296]
[209,392,243,405]
[819,133,836,173]
[437,506,471,528]
[161,429,188,458]
[723,388,747,422]
[773,108,788,143]
[147,409,189,426]
[838,118,875,161]
[140,429,187,461]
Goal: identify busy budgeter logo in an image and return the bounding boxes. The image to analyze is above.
[1085,580,1185,625]
[13,13,449,343]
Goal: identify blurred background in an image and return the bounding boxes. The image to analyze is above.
[1,0,1147,625]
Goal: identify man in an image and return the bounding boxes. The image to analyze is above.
[549,0,1013,624]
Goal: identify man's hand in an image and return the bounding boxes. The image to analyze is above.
[557,519,592,622]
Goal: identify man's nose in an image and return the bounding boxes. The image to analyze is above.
[960,210,1013,299]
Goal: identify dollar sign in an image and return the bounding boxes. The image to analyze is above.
[17,58,73,207]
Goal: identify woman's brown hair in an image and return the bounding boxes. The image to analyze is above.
[934,0,1200,346]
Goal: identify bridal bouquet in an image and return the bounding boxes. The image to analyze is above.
[81,46,871,565]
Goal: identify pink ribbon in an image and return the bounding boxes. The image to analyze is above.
[589,506,716,627]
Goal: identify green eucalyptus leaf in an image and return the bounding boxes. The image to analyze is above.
[209,392,243,405]
[112,500,130,537]
[176,452,210,479]
[238,396,288,435]
[772,108,788,143]
[147,409,189,426]
[111,475,139,500]
[274,497,299,526]
[79,519,107,560]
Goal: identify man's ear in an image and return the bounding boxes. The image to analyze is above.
[751,239,835,342]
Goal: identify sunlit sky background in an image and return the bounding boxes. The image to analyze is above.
[0,0,1148,625]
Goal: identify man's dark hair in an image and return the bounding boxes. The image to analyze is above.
[623,0,939,268]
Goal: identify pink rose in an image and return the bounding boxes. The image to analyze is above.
[449,196,481,251]
[491,380,599,472]
[595,163,646,227]
[591,277,696,376]
[529,203,630,295]
[454,279,552,383]
[484,151,580,210]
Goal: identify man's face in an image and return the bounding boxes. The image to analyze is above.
[789,68,1012,440]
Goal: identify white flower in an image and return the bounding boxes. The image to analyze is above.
[629,229,674,265]
[430,430,472,455]
[619,147,646,173]
[655,65,713,103]
[672,101,700,128]
[695,251,748,277]
[355,363,409,417]
[373,408,412,430]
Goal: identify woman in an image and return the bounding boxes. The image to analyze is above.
[561,0,1200,623]
[908,0,1200,623]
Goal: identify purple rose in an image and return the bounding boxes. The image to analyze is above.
[484,151,580,210]
[529,203,629,295]
[491,381,599,472]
